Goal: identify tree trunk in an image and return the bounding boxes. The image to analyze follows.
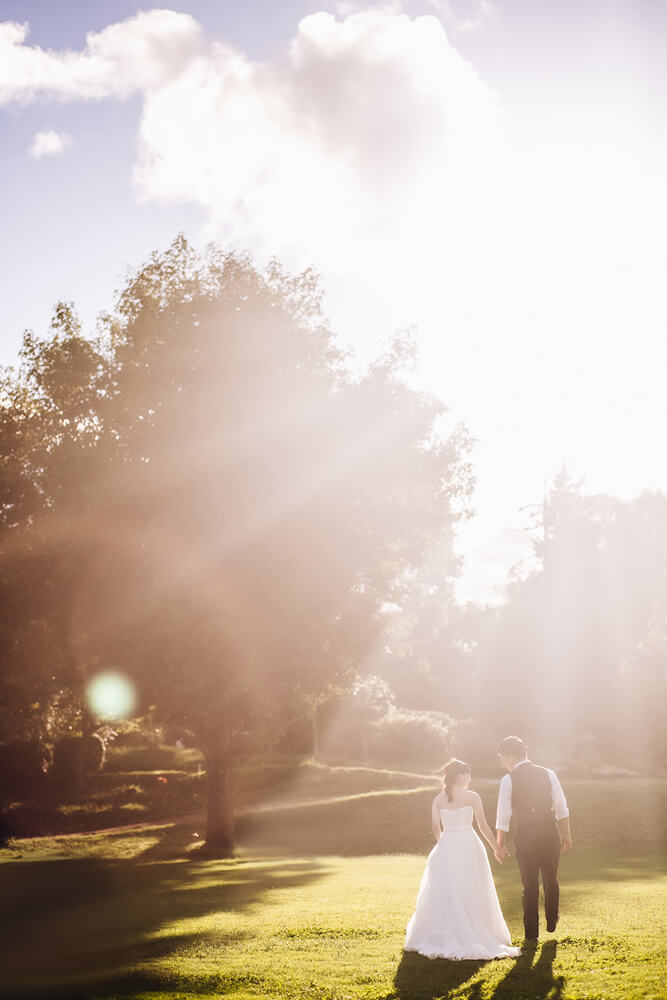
[80,700,96,792]
[81,700,95,741]
[204,741,235,856]
[312,706,320,762]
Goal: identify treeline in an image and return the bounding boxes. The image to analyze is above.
[351,470,666,773]
[471,472,666,768]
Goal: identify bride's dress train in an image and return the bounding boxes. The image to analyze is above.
[404,805,520,960]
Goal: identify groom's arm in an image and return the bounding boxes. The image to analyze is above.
[546,768,572,851]
[548,769,572,851]
[558,816,572,851]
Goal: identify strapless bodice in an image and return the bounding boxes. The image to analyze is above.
[440,805,474,832]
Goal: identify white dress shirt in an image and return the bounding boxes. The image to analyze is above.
[496,759,569,832]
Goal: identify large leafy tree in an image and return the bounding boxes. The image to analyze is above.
[1,237,473,852]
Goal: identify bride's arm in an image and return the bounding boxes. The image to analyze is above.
[431,796,442,842]
[471,793,504,859]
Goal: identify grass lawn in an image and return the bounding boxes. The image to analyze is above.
[1,777,665,1000]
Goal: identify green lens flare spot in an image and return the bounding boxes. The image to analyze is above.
[86,670,137,719]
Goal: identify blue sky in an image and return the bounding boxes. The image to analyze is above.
[2,1,667,601]
[0,1,325,363]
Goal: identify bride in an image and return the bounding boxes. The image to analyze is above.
[404,758,520,960]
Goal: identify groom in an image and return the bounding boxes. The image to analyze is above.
[494,736,572,942]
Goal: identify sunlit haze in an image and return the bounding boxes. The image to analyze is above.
[2,0,666,602]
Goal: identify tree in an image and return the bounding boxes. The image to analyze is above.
[368,527,473,715]
[475,470,667,763]
[1,237,473,852]
[0,303,104,748]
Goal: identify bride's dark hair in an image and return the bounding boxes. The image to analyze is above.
[441,758,472,801]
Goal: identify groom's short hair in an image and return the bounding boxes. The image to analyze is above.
[497,736,527,759]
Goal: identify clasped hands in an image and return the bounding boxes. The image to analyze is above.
[493,844,510,864]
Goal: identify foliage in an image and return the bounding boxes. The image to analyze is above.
[470,470,667,765]
[50,736,86,795]
[49,733,107,798]
[370,706,454,769]
[315,677,454,769]
[369,532,474,715]
[0,740,50,800]
[0,301,105,749]
[0,236,473,853]
[105,742,203,773]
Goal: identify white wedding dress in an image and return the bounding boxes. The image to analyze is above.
[404,805,520,960]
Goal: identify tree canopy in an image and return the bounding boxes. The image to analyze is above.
[0,236,473,851]
[468,470,667,768]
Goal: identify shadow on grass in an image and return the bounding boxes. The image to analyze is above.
[390,951,488,999]
[0,848,328,1000]
[137,817,204,860]
[388,941,563,1000]
[488,940,563,1000]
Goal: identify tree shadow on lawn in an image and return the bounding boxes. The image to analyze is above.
[138,816,206,859]
[389,941,563,1000]
[0,850,329,1000]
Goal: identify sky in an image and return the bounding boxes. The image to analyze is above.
[1,0,667,603]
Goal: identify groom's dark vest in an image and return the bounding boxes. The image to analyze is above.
[510,762,555,829]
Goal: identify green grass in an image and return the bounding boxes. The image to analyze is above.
[2,754,432,838]
[1,775,666,1000]
[238,777,667,855]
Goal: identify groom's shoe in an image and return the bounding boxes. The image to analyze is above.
[546,916,559,933]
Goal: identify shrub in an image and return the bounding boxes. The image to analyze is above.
[49,733,109,797]
[50,736,85,795]
[369,708,454,771]
[567,732,604,776]
[84,733,106,773]
[3,801,54,837]
[105,743,204,773]
[450,718,499,767]
[0,740,50,800]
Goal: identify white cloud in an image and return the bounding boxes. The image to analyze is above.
[334,1,496,33]
[1,9,498,294]
[336,1,405,14]
[457,0,496,33]
[28,129,71,158]
[132,11,498,290]
[0,11,203,105]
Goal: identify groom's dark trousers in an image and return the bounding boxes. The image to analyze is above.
[511,764,561,940]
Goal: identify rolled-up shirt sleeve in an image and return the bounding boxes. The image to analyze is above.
[547,768,569,820]
[495,773,512,831]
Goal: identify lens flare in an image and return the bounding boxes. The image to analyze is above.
[86,670,137,719]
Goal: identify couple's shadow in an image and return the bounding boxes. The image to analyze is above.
[392,940,564,1000]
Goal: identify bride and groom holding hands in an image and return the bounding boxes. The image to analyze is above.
[404,735,572,960]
